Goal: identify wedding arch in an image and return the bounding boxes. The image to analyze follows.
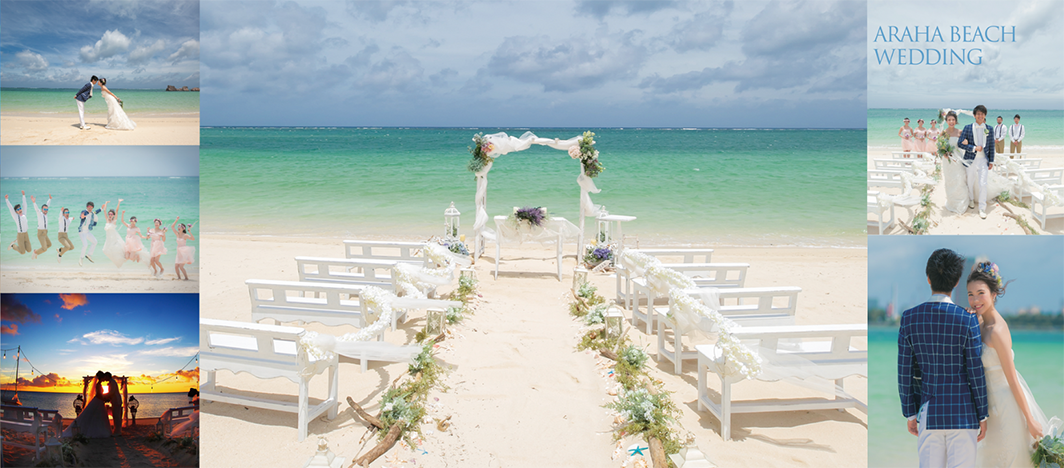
[81,375,130,424]
[467,131,605,258]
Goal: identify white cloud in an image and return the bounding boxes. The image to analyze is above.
[79,329,143,346]
[138,346,198,357]
[144,337,181,346]
[167,39,199,64]
[80,29,132,63]
[16,50,48,71]
[128,39,167,64]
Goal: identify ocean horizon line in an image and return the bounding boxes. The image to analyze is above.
[200,125,867,130]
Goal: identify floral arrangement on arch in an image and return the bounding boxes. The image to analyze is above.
[467,133,495,174]
[511,206,548,227]
[569,131,604,178]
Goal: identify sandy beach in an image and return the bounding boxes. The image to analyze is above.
[867,147,1064,235]
[0,113,199,146]
[199,235,867,467]
[0,268,198,293]
[1,418,197,467]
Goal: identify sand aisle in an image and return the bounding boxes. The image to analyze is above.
[0,114,199,146]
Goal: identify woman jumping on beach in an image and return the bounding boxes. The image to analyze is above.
[101,200,128,268]
[121,210,148,263]
[148,219,168,277]
[172,216,196,281]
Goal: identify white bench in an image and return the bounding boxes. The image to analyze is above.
[656,286,802,374]
[156,405,197,437]
[1,405,62,460]
[200,318,339,441]
[696,323,867,440]
[867,170,906,190]
[1031,185,1064,231]
[891,151,932,159]
[343,240,426,263]
[295,257,413,288]
[615,248,714,308]
[873,159,916,172]
[630,263,749,334]
[1018,168,1064,200]
[868,191,895,235]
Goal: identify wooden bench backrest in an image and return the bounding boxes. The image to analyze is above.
[660,263,749,288]
[247,280,367,327]
[294,257,410,289]
[343,240,425,262]
[200,318,309,381]
[733,323,868,367]
[867,170,905,188]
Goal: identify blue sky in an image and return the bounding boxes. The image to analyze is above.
[0,0,199,89]
[868,0,1064,109]
[200,0,866,127]
[0,294,199,393]
[0,146,199,177]
[869,236,1064,314]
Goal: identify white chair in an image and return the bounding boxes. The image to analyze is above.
[656,286,801,374]
[867,191,895,235]
[1031,185,1064,230]
[1018,168,1064,200]
[615,248,714,308]
[200,318,339,441]
[630,263,749,334]
[695,323,868,440]
[246,279,400,372]
[157,405,197,437]
[343,240,426,263]
[0,405,61,460]
[867,170,906,190]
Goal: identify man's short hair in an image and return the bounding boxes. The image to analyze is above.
[996,116,1003,120]
[926,248,965,293]
[86,201,94,208]
[973,105,987,116]
[90,75,98,82]
[1014,114,1021,120]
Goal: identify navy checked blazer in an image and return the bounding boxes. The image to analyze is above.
[957,123,996,165]
[75,82,93,102]
[898,298,988,430]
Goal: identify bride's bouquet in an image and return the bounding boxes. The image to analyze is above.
[936,133,955,161]
[1033,418,1064,468]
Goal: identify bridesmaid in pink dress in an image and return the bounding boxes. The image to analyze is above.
[898,118,914,155]
[120,211,148,263]
[148,219,168,278]
[927,120,940,155]
[172,216,196,281]
[913,119,927,157]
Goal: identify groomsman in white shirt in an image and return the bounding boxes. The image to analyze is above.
[30,194,53,259]
[57,207,75,261]
[993,116,1006,155]
[1009,114,1025,154]
[5,191,31,254]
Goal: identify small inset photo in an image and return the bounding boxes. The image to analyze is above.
[0,0,199,146]
[1,293,199,467]
[0,146,199,293]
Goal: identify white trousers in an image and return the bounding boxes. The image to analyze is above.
[79,230,97,258]
[76,99,86,127]
[917,403,978,468]
[966,152,989,212]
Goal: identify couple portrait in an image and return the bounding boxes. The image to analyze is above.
[62,371,127,438]
[872,238,1064,468]
[74,75,136,131]
[936,106,1009,221]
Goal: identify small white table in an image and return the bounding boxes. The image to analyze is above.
[494,215,577,281]
[595,214,637,250]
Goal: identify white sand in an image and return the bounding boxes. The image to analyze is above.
[0,114,199,146]
[0,267,198,293]
[867,148,1064,235]
[199,235,867,467]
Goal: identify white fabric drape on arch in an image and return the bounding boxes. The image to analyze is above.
[472,131,602,258]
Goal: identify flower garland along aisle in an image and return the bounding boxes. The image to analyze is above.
[569,282,683,468]
[301,243,474,467]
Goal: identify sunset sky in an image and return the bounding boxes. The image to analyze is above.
[0,293,198,394]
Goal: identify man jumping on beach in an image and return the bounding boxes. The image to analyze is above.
[75,76,98,130]
[79,201,101,266]
[5,191,32,255]
[31,194,53,259]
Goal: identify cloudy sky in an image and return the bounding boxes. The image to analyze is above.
[0,294,198,394]
[0,0,199,89]
[868,0,1064,109]
[200,0,866,127]
[868,236,1064,314]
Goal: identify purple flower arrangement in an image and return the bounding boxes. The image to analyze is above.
[514,206,547,227]
[583,244,614,266]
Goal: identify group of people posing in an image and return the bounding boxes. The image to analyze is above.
[899,113,1025,156]
[5,192,196,280]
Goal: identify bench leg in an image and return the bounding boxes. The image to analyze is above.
[327,364,339,420]
[655,319,665,363]
[697,360,707,412]
[721,376,732,441]
[673,325,683,375]
[298,378,309,441]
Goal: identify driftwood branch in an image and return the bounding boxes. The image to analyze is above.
[352,424,402,467]
[599,349,619,361]
[346,397,384,430]
[1001,211,1033,235]
[897,220,917,235]
[648,437,668,468]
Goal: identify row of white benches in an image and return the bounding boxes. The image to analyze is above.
[614,249,867,440]
[0,405,62,461]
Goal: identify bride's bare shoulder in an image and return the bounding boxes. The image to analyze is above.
[985,322,1013,352]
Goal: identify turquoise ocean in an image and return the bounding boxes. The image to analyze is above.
[868,326,1064,468]
[0,391,192,419]
[868,109,1064,150]
[201,127,866,246]
[0,177,199,271]
[0,88,199,115]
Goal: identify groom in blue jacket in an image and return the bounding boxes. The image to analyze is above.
[957,105,995,219]
[75,76,98,130]
[899,248,988,468]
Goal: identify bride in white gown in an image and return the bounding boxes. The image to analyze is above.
[967,261,1060,467]
[61,372,113,438]
[101,200,127,268]
[99,78,136,131]
[940,110,971,214]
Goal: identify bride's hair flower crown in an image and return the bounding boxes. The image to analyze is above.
[976,261,1003,287]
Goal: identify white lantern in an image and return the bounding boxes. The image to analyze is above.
[596,208,610,244]
[303,438,345,468]
[572,267,589,293]
[444,202,461,240]
[426,308,447,335]
[605,305,625,339]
